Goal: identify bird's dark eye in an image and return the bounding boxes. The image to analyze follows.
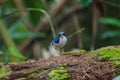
[63,33,66,36]
[58,34,61,37]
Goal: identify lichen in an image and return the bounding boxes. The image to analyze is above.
[0,66,12,79]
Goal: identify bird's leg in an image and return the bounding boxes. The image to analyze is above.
[55,46,62,55]
[60,48,64,54]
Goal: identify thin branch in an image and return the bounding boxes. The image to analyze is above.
[73,14,83,49]
[68,28,85,38]
[27,8,56,38]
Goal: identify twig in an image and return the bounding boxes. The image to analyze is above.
[68,28,85,38]
[73,13,83,49]
[27,8,56,38]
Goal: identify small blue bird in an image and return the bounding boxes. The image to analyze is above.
[50,32,67,49]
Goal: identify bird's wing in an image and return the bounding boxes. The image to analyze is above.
[53,36,59,43]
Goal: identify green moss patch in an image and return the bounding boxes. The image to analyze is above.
[47,63,70,80]
[94,46,120,67]
[15,78,26,80]
[28,72,38,78]
[47,69,70,80]
[64,49,86,55]
[0,66,12,79]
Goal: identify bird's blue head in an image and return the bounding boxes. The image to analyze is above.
[58,32,66,37]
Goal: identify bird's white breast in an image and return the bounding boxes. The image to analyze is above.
[59,35,67,47]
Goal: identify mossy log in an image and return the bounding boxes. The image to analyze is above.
[0,45,120,80]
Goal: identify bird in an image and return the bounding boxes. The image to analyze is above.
[50,32,67,49]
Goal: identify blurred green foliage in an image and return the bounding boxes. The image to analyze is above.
[54,0,60,3]
[24,0,46,25]
[77,0,92,7]
[100,18,120,39]
[9,16,46,43]
[8,16,28,34]
[0,1,48,62]
[100,18,120,27]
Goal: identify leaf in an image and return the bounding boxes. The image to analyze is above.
[9,16,28,34]
[99,17,120,27]
[1,5,15,17]
[101,30,120,39]
[9,47,26,61]
[77,0,92,7]
[11,32,46,39]
[54,0,60,3]
[0,51,3,55]
[113,75,120,80]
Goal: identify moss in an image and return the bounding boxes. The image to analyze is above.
[64,49,86,55]
[47,69,70,80]
[0,63,4,66]
[15,78,26,80]
[58,63,67,67]
[28,72,37,78]
[57,63,67,69]
[94,46,120,67]
[113,61,120,67]
[0,66,12,79]
[47,63,70,80]
[20,69,27,73]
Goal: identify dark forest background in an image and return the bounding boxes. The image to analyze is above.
[0,0,120,62]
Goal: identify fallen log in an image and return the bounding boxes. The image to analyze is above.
[0,45,120,80]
